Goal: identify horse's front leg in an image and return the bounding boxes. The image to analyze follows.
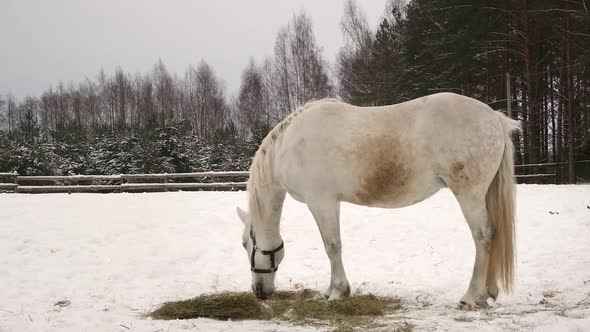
[307,199,350,300]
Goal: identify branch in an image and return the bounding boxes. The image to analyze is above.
[528,9,579,13]
[473,48,526,59]
[435,5,516,16]
[555,25,590,38]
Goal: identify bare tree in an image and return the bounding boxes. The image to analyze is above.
[39,82,70,133]
[68,83,82,129]
[0,96,5,129]
[337,0,374,102]
[79,79,100,131]
[259,57,281,123]
[181,60,228,140]
[112,68,132,129]
[134,73,156,129]
[15,97,40,142]
[40,88,55,134]
[6,94,17,134]
[341,0,373,52]
[181,65,201,132]
[271,11,333,118]
[237,59,270,139]
[153,59,177,129]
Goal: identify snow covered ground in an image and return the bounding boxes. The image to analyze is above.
[1,185,589,332]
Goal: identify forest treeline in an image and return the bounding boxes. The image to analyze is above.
[1,0,589,181]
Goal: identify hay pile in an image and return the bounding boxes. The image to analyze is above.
[149,289,407,331]
[150,292,263,320]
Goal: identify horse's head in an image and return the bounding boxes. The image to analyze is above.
[237,207,284,300]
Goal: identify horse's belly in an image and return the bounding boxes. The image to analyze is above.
[343,177,444,209]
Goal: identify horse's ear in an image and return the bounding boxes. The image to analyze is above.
[236,207,248,224]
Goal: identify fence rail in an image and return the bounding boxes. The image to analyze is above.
[514,160,590,184]
[0,161,588,194]
[0,171,248,194]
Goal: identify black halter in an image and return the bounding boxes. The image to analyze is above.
[250,227,284,274]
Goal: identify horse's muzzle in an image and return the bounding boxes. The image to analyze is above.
[253,283,272,300]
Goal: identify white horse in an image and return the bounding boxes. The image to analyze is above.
[237,92,519,309]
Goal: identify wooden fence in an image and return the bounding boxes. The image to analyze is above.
[514,163,559,184]
[514,160,590,184]
[0,171,248,194]
[1,161,588,194]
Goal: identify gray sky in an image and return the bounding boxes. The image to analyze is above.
[0,0,388,100]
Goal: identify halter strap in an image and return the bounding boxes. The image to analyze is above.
[250,227,284,274]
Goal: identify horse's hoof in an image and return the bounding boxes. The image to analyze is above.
[341,285,351,297]
[327,291,346,301]
[459,300,478,310]
[327,284,351,301]
[488,291,498,301]
[488,285,499,301]
[459,296,489,310]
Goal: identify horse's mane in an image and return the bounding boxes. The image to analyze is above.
[247,98,339,222]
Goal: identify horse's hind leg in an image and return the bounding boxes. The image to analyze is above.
[307,199,351,300]
[455,190,494,309]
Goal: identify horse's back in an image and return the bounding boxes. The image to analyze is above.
[276,93,506,207]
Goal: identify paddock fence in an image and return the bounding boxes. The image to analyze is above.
[0,161,588,194]
[0,171,248,194]
[514,160,590,184]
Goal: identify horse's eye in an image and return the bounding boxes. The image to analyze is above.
[242,242,247,248]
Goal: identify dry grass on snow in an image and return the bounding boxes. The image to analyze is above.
[149,289,410,331]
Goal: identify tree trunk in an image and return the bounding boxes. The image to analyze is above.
[565,2,576,183]
[521,1,540,163]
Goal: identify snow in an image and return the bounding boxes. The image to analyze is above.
[1,185,589,331]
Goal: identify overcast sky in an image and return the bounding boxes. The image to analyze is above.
[0,0,388,100]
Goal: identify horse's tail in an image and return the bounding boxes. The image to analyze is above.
[486,112,520,293]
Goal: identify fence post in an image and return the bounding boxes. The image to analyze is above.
[121,174,126,193]
[13,172,18,193]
